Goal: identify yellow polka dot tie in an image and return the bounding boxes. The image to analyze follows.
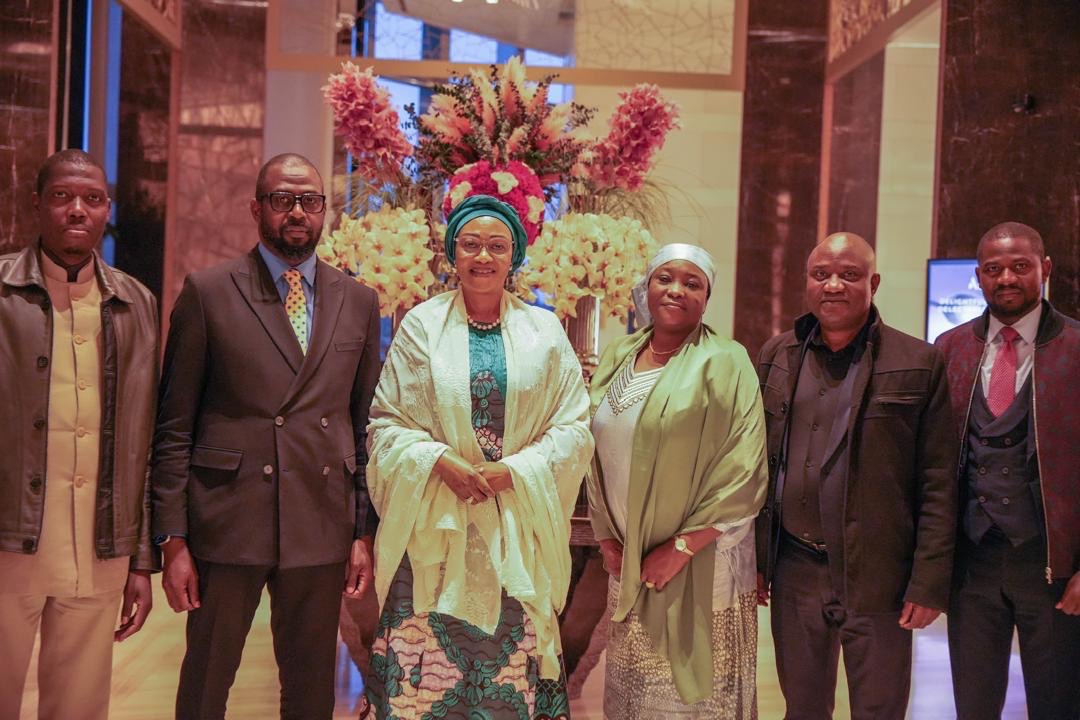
[283,268,308,354]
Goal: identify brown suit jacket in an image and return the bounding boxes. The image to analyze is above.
[151,246,381,568]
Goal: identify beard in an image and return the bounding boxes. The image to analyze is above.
[987,285,1039,319]
[260,217,320,260]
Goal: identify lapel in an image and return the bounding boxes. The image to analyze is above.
[281,260,344,407]
[231,247,304,374]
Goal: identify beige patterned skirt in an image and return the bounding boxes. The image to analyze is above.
[603,583,758,719]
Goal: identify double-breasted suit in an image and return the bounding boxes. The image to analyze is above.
[152,246,381,718]
[152,246,380,563]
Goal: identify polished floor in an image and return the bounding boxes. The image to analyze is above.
[17,584,1028,719]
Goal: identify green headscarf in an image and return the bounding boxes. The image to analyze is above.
[444,194,528,272]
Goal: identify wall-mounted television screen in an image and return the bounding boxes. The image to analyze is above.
[926,259,986,343]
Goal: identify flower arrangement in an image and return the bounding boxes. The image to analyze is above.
[524,213,659,322]
[413,56,594,200]
[580,84,680,192]
[317,206,435,317]
[443,160,546,244]
[320,60,682,326]
[323,62,414,188]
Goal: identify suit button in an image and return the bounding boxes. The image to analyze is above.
[812,423,819,431]
[73,334,86,345]
[322,465,330,476]
[22,539,35,552]
[780,401,789,414]
[804,460,813,469]
[275,416,284,426]
[1004,438,1013,446]
[320,417,329,428]
[1001,467,1010,475]
[263,464,274,475]
[978,466,987,475]
[1002,497,1011,505]
[980,438,989,446]
[978,496,987,504]
[36,356,49,368]
[768,455,777,467]
[74,475,85,488]
[76,426,88,438]
[33,418,45,430]
[818,389,827,397]
[30,475,43,491]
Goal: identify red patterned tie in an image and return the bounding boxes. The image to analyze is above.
[986,326,1019,417]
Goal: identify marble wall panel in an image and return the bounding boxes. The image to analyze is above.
[937,0,1080,316]
[576,0,736,74]
[733,0,829,358]
[114,14,171,300]
[164,0,266,318]
[0,0,53,253]
[825,50,885,244]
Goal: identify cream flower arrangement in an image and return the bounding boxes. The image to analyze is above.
[524,212,658,323]
[318,206,435,317]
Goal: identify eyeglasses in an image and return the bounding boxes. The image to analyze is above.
[259,192,326,214]
[458,238,512,257]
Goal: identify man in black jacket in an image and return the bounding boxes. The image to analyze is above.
[755,233,958,719]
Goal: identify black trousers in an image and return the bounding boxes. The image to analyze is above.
[175,559,346,720]
[771,537,913,720]
[948,531,1080,720]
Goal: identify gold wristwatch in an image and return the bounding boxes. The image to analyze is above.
[674,536,695,556]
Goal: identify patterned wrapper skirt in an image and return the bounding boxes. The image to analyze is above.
[604,581,759,719]
[367,556,570,720]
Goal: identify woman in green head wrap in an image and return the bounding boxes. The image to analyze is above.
[365,195,594,719]
[587,243,769,718]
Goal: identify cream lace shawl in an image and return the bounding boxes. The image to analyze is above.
[366,290,594,678]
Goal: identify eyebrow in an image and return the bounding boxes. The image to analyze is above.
[458,232,510,239]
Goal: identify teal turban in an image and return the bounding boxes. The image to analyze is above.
[444,195,528,272]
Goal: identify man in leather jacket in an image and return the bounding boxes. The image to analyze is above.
[0,149,159,720]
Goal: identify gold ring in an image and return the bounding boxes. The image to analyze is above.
[644,581,655,589]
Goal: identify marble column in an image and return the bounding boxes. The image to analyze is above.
[936,0,1080,315]
[163,0,266,319]
[733,0,830,357]
[0,0,53,253]
[114,14,172,300]
[825,50,885,244]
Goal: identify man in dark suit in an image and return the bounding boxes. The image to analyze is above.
[936,222,1080,719]
[755,232,958,720]
[152,153,382,719]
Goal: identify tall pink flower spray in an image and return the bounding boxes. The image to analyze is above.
[322,62,413,187]
[584,84,681,192]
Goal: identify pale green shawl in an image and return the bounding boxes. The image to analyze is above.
[367,290,594,679]
[587,323,768,703]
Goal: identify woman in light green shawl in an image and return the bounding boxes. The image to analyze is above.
[587,243,768,719]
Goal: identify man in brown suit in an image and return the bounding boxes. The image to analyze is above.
[152,153,381,719]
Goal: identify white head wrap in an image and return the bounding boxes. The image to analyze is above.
[631,243,717,327]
